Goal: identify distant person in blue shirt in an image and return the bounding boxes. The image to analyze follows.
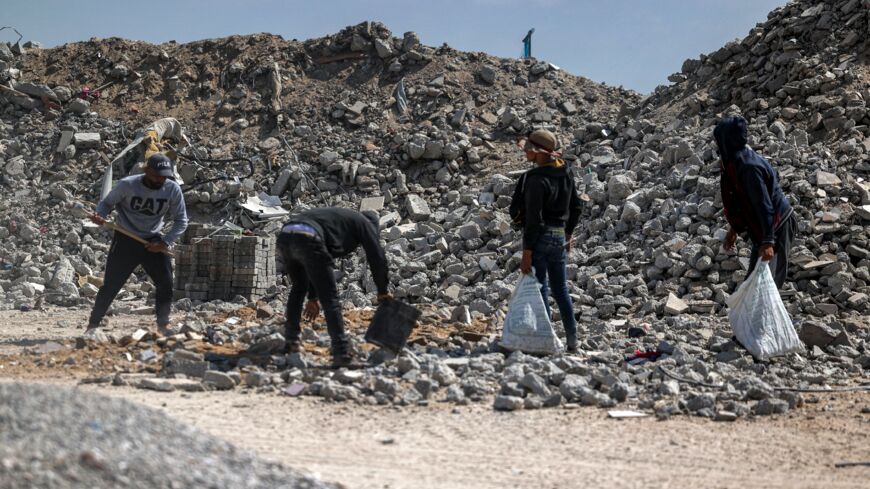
[87,154,188,332]
[715,115,797,288]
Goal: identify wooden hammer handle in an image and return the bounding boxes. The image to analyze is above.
[104,222,174,257]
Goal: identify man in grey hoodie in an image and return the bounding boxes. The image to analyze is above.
[87,154,188,332]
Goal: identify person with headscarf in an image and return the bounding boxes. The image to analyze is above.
[510,129,582,352]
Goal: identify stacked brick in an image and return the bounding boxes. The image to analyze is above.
[174,224,277,301]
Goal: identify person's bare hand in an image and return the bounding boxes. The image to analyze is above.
[724,228,737,251]
[759,244,775,262]
[565,238,573,253]
[303,300,320,321]
[145,241,169,253]
[520,250,533,274]
[89,213,106,226]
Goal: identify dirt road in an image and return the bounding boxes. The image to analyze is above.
[90,386,870,489]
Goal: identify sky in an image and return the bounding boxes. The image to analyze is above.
[2,0,787,94]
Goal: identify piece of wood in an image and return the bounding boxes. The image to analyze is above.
[73,200,173,256]
[314,52,367,64]
[104,222,174,257]
[834,461,870,468]
[0,84,30,98]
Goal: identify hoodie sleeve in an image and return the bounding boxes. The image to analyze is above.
[95,180,127,218]
[740,165,775,244]
[359,222,389,295]
[162,184,189,245]
[565,177,582,237]
[720,164,744,233]
[508,173,526,225]
[522,176,546,250]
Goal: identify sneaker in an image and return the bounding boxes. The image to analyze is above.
[156,323,174,337]
[566,335,578,353]
[331,352,353,368]
[84,318,107,330]
[331,342,353,368]
[284,341,302,354]
[80,327,108,344]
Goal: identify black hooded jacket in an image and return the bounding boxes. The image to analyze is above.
[510,163,582,250]
[714,116,792,245]
[283,207,389,295]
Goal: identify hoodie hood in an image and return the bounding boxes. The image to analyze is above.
[714,115,748,162]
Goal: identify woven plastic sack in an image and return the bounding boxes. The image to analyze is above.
[500,272,563,355]
[726,260,802,360]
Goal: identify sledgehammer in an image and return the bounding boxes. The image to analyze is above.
[70,201,174,257]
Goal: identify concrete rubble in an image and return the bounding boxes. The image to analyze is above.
[0,382,336,488]
[0,2,868,419]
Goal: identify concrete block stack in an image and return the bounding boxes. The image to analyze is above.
[174,225,277,301]
[173,224,211,301]
[230,235,277,299]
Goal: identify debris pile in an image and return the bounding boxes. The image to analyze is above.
[1,300,859,420]
[0,382,336,489]
[0,1,868,417]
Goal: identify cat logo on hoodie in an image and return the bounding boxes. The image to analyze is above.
[130,197,169,216]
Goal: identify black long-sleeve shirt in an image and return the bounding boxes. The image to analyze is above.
[286,207,389,296]
[520,164,582,250]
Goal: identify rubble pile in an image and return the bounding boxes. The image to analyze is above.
[0,1,868,417]
[19,302,864,420]
[0,382,336,489]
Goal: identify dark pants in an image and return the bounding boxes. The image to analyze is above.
[749,213,798,289]
[532,229,577,340]
[277,232,347,349]
[89,232,173,327]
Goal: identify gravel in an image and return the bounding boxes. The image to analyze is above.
[0,382,336,489]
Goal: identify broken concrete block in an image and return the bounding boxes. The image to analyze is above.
[479,65,497,85]
[270,169,293,196]
[360,196,385,213]
[664,293,689,315]
[798,321,838,348]
[4,157,25,177]
[66,98,91,114]
[493,395,524,411]
[166,359,209,378]
[55,128,75,153]
[405,194,431,221]
[560,101,577,115]
[74,132,101,149]
[815,170,841,187]
[374,38,394,58]
[203,371,236,390]
[138,378,175,392]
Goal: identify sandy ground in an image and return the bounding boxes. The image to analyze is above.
[2,307,870,488]
[0,306,172,355]
[72,386,870,489]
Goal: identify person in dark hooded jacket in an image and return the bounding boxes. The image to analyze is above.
[714,115,797,288]
[277,207,391,366]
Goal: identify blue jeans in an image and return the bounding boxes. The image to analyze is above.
[531,230,577,339]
